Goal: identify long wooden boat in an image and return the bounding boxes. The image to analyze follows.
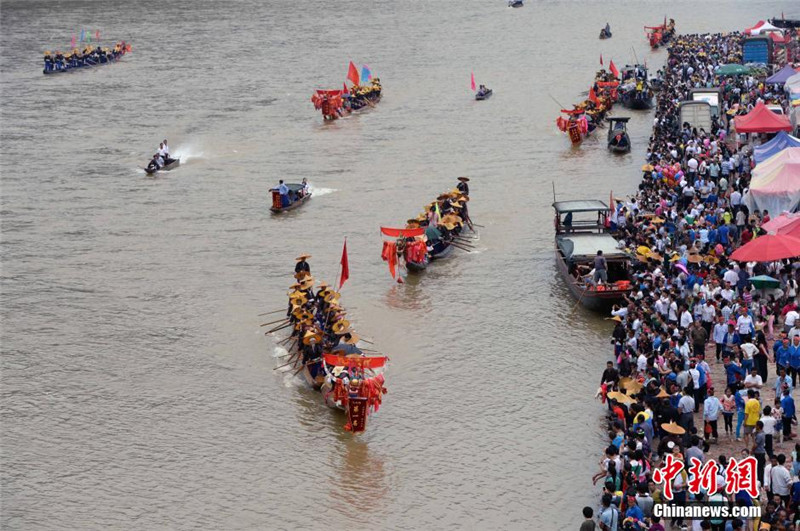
[144,158,180,175]
[43,44,130,75]
[552,200,633,311]
[280,278,388,433]
[311,78,382,121]
[270,184,312,213]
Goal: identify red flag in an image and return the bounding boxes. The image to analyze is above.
[609,60,619,79]
[470,71,476,91]
[600,54,604,66]
[343,82,348,94]
[338,238,349,290]
[347,61,360,86]
[588,87,598,104]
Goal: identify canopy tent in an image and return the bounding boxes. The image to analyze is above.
[744,20,784,36]
[767,64,800,85]
[716,64,751,76]
[762,212,800,233]
[753,131,800,164]
[787,73,800,107]
[729,234,800,262]
[753,147,800,176]
[733,102,793,133]
[743,158,800,215]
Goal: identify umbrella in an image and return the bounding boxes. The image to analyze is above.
[716,64,751,76]
[674,263,689,275]
[730,234,800,262]
[748,275,780,289]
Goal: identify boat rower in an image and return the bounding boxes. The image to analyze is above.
[295,254,311,274]
[300,177,310,197]
[457,176,470,196]
[162,139,170,159]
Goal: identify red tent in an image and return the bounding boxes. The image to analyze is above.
[734,102,793,134]
[729,234,800,262]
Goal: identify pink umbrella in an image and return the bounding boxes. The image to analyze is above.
[729,234,800,262]
[674,263,689,275]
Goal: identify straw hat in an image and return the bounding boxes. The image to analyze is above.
[323,291,340,303]
[606,315,623,322]
[651,217,665,224]
[619,377,643,393]
[302,330,322,345]
[295,254,311,261]
[458,177,470,182]
[704,255,720,265]
[342,332,360,345]
[607,391,635,404]
[332,320,352,334]
[649,252,664,262]
[294,271,311,280]
[655,388,670,399]
[661,421,686,435]
[687,254,703,264]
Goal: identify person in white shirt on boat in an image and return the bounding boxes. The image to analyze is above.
[162,139,169,158]
[300,178,310,197]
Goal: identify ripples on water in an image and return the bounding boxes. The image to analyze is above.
[1,0,786,528]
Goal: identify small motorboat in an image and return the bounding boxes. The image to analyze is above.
[599,29,612,39]
[144,157,180,175]
[607,117,631,153]
[508,0,523,7]
[270,183,312,213]
[475,87,493,101]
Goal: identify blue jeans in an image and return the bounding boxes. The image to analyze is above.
[736,410,745,438]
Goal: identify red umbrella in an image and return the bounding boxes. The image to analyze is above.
[729,234,800,262]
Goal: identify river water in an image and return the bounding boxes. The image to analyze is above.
[1,1,790,529]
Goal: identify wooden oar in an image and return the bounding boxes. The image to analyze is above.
[260,317,289,327]
[572,285,590,311]
[265,322,293,334]
[278,335,294,345]
[452,240,477,248]
[258,309,285,316]
[450,243,473,253]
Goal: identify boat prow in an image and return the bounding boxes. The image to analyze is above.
[144,158,180,175]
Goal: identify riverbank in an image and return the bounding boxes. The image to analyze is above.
[585,26,800,530]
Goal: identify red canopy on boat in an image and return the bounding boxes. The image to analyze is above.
[380,227,424,237]
[733,102,793,134]
[323,353,388,369]
[729,234,800,262]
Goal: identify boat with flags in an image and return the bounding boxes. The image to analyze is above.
[43,41,131,75]
[311,62,381,121]
[556,66,618,145]
[273,262,388,434]
[644,18,675,49]
[552,199,633,311]
[380,178,474,280]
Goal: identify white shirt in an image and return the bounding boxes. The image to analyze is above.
[637,353,648,373]
[769,464,792,495]
[681,310,693,328]
[730,190,742,206]
[760,415,776,435]
[669,301,678,321]
[744,373,763,388]
[786,310,799,327]
[736,315,754,335]
[162,143,169,156]
[723,269,739,285]
[741,342,758,361]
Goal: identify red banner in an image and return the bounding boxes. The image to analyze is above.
[323,353,388,369]
[339,238,349,290]
[347,61,360,86]
[380,227,424,237]
[609,60,620,79]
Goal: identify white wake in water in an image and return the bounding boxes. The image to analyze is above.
[172,142,205,163]
[309,184,336,197]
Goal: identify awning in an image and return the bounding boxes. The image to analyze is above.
[733,102,792,133]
